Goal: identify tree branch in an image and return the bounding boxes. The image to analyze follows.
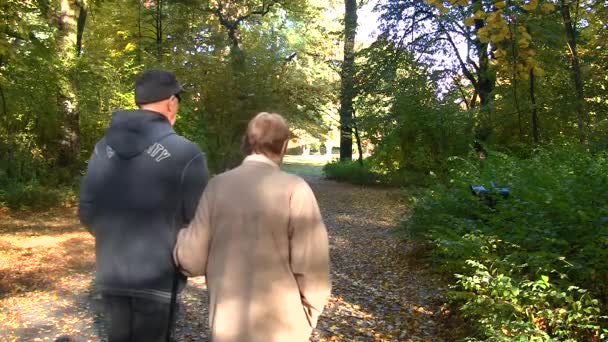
[235,0,280,26]
[452,75,470,110]
[439,22,477,86]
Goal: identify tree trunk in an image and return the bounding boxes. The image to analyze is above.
[76,3,87,56]
[227,26,246,72]
[56,0,83,168]
[353,111,364,166]
[155,0,163,60]
[472,0,495,140]
[560,0,587,144]
[137,0,142,63]
[514,75,523,140]
[530,68,539,144]
[340,0,357,161]
[507,14,523,140]
[0,84,8,134]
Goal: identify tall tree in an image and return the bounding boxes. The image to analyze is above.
[56,0,87,167]
[378,0,498,140]
[559,0,586,143]
[340,0,357,161]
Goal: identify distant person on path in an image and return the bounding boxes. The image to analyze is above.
[174,112,331,342]
[79,70,209,342]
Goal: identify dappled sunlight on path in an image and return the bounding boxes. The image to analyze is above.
[306,177,446,341]
[0,165,448,341]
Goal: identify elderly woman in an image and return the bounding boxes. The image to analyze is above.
[174,112,331,342]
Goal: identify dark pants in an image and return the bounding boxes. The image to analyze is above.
[104,294,173,342]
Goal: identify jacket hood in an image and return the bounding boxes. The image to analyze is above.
[105,110,174,159]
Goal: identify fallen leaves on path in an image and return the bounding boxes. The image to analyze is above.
[0,177,450,341]
[307,178,446,341]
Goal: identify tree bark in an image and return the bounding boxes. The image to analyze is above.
[530,68,539,144]
[473,2,494,117]
[155,0,163,60]
[76,3,87,56]
[0,84,8,133]
[353,111,364,166]
[560,0,587,144]
[56,0,82,168]
[340,0,357,161]
[137,0,142,63]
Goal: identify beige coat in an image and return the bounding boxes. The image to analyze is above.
[174,154,331,342]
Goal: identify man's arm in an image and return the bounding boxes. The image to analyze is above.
[180,152,209,224]
[78,145,100,234]
[174,184,213,277]
[289,180,331,328]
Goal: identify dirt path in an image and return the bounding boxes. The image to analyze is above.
[306,176,445,341]
[0,172,447,341]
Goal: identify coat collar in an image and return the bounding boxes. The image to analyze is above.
[243,154,280,169]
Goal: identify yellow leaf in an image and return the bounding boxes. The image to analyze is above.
[124,42,136,52]
[522,0,538,11]
[474,10,486,19]
[541,2,555,14]
[116,30,129,39]
[494,48,506,58]
[495,1,506,9]
[533,66,545,77]
[477,27,491,43]
[464,16,476,26]
[491,33,506,43]
[487,12,499,23]
[518,38,530,49]
[522,49,536,57]
[439,4,449,14]
[525,57,537,67]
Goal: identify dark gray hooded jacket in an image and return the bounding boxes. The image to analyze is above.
[79,109,208,302]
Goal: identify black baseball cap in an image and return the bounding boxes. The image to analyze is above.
[134,70,183,105]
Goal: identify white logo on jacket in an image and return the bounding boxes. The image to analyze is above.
[146,143,171,162]
[106,146,115,159]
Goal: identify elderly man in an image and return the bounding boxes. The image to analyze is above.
[79,70,209,342]
[174,112,331,342]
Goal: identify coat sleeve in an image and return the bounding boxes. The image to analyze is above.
[78,144,101,235]
[173,182,213,277]
[289,180,331,328]
[180,152,209,224]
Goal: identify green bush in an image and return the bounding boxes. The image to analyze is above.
[401,144,608,341]
[323,157,436,187]
[323,160,378,185]
[0,150,78,210]
[0,181,75,210]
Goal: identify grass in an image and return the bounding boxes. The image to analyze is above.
[281,155,330,177]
